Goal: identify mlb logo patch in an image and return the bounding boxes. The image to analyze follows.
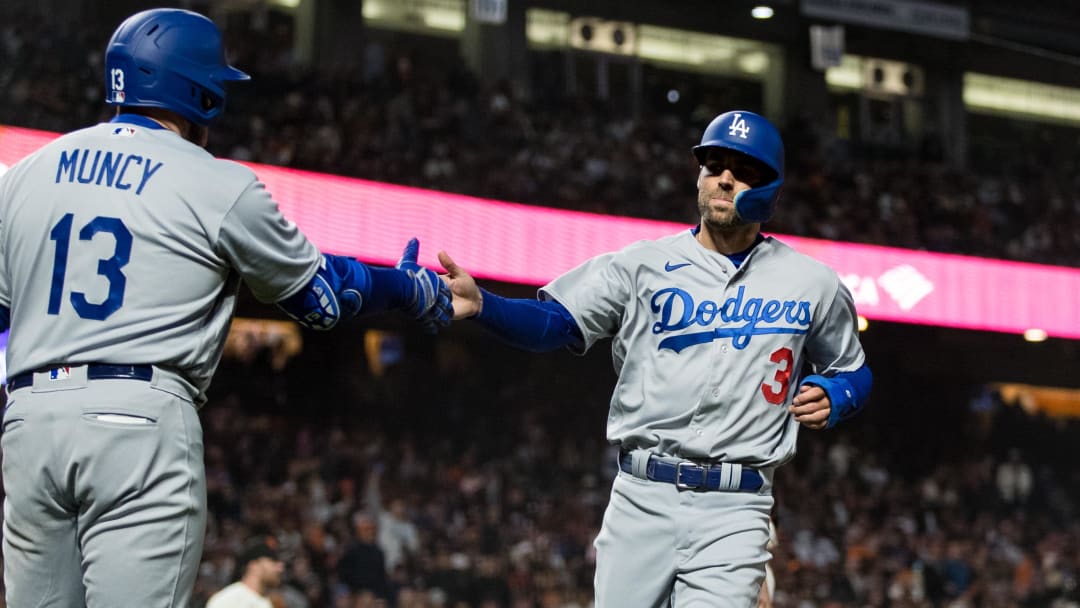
[49,366,72,381]
[112,126,136,137]
[111,91,126,103]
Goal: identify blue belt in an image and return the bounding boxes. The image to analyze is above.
[7,364,153,392]
[619,451,763,493]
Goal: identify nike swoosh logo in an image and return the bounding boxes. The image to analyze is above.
[664,262,692,272]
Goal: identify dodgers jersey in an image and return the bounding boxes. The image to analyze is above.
[540,229,864,467]
[0,116,320,398]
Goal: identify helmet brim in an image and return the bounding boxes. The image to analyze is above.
[217,65,251,82]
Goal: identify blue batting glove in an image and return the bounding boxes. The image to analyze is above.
[396,238,452,333]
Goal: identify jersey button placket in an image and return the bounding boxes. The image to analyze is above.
[712,344,727,397]
[692,267,730,446]
[690,338,723,444]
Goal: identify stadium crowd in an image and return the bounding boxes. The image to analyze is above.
[3,9,1080,608]
[192,333,1079,608]
[2,11,1079,267]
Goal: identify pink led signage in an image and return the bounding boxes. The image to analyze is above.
[3,125,1077,339]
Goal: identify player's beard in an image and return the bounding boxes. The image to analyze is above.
[697,189,745,232]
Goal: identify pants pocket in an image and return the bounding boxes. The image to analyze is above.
[81,409,159,429]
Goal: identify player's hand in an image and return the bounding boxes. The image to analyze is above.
[437,251,482,320]
[396,238,452,333]
[789,384,830,430]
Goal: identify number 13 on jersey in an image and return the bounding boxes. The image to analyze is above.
[48,213,132,320]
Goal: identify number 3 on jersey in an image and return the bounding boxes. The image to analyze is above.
[48,213,132,320]
[761,347,794,405]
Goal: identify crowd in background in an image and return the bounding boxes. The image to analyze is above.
[2,11,1080,267]
[193,333,1080,608]
[3,9,1080,608]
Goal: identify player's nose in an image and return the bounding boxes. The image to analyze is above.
[716,170,736,188]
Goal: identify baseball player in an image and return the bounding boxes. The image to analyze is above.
[0,9,451,607]
[437,110,872,607]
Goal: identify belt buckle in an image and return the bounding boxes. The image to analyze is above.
[674,461,701,490]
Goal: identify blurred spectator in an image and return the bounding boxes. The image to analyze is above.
[207,537,286,608]
[995,448,1034,507]
[365,468,420,574]
[337,513,390,601]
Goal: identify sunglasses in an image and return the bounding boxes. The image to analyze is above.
[700,150,771,187]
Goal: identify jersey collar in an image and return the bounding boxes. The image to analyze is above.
[725,233,765,268]
[690,226,765,268]
[109,113,168,130]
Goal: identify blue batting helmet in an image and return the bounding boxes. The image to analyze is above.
[692,110,784,223]
[105,9,250,126]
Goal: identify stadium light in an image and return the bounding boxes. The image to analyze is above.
[751,5,775,19]
[1024,328,1048,342]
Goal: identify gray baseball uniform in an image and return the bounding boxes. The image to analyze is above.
[540,229,864,607]
[0,116,319,606]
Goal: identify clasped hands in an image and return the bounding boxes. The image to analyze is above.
[395,239,480,332]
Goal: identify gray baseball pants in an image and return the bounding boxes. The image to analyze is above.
[2,366,205,607]
[593,468,774,608]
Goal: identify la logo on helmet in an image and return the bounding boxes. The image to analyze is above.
[728,113,750,139]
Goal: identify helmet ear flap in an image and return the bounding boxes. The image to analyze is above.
[693,111,785,222]
[733,179,782,224]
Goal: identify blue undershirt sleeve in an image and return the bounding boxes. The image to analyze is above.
[801,362,873,429]
[364,265,414,313]
[472,289,584,352]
